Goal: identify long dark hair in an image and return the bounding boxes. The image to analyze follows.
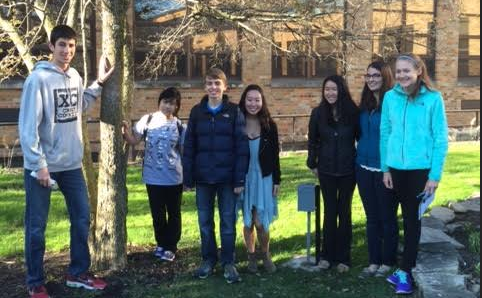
[360,61,394,112]
[158,87,182,117]
[239,84,274,131]
[396,53,435,99]
[320,75,359,125]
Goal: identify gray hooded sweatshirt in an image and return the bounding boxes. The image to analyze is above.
[18,61,102,172]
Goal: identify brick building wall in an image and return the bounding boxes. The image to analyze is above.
[0,0,479,156]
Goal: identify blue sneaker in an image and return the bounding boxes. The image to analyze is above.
[160,250,176,262]
[154,247,164,258]
[223,264,241,284]
[387,269,401,286]
[395,270,414,295]
[195,261,214,279]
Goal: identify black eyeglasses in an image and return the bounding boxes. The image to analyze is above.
[364,74,382,79]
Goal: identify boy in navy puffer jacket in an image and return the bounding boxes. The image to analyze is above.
[183,68,249,284]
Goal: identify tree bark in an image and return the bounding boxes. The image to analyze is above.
[93,0,133,271]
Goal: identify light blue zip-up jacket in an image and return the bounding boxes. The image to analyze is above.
[380,84,448,181]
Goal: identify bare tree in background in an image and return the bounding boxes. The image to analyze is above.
[137,0,459,79]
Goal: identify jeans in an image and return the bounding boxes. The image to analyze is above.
[356,165,398,266]
[196,184,237,267]
[318,173,356,266]
[390,168,429,273]
[24,168,90,288]
[146,184,183,252]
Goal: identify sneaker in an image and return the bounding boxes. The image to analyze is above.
[195,261,213,279]
[336,263,350,273]
[395,270,414,295]
[387,269,401,286]
[319,260,330,270]
[374,265,392,278]
[28,285,50,298]
[161,250,176,262]
[66,273,107,290]
[154,246,164,258]
[224,264,241,284]
[359,264,379,278]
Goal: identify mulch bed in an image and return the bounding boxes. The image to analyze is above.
[0,245,191,298]
[449,211,481,294]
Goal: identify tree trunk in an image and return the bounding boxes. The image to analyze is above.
[82,119,98,250]
[92,0,133,271]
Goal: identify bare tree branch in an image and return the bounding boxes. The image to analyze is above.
[0,12,35,74]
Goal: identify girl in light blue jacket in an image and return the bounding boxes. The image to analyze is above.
[380,54,448,295]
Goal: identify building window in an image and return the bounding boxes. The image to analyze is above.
[272,36,338,79]
[458,16,480,79]
[135,34,241,81]
[372,0,436,78]
[134,5,241,81]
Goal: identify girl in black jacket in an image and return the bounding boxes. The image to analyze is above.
[307,75,359,273]
[239,84,281,274]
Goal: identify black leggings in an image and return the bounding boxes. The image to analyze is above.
[146,184,183,252]
[390,168,429,273]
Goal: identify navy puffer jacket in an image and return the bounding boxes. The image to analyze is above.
[183,95,249,188]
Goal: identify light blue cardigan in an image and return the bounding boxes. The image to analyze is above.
[380,84,449,181]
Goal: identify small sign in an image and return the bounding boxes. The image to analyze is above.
[298,184,317,212]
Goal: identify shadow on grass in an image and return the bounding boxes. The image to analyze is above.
[0,222,403,298]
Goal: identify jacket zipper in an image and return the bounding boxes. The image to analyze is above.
[334,125,339,174]
[209,115,215,183]
[402,99,409,164]
[368,111,372,166]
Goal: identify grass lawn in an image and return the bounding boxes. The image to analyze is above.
[0,142,479,298]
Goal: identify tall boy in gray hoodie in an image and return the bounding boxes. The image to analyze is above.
[19,25,113,298]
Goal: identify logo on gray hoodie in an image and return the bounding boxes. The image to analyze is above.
[54,88,79,123]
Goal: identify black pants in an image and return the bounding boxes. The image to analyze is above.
[146,184,183,252]
[318,173,356,266]
[390,168,429,273]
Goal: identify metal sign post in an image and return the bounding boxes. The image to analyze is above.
[297,184,321,265]
[306,210,311,261]
[315,185,321,265]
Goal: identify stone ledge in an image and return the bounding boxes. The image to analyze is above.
[415,249,460,275]
[416,197,481,298]
[420,227,465,249]
[420,287,477,298]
